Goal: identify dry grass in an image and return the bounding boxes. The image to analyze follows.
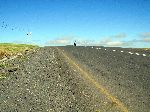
[143,48,150,51]
[0,43,38,59]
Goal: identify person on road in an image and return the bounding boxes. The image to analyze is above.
[74,41,76,46]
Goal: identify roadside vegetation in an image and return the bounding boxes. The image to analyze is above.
[0,43,38,80]
[0,43,38,59]
[143,48,150,50]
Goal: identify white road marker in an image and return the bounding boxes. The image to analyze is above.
[105,49,107,50]
[135,53,140,55]
[128,52,133,55]
[113,50,116,52]
[121,51,124,52]
[143,54,146,56]
[130,53,133,55]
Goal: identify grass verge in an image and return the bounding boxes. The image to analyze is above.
[0,43,38,59]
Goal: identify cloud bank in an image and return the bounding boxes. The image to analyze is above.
[143,38,150,42]
[140,32,150,38]
[105,41,126,46]
[45,32,150,48]
[112,33,127,38]
[139,32,150,42]
[46,36,73,45]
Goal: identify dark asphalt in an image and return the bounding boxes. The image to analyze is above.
[60,46,150,112]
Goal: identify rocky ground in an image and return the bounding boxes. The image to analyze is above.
[60,46,150,112]
[0,47,122,112]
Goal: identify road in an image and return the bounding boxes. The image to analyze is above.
[0,46,149,112]
[60,46,150,112]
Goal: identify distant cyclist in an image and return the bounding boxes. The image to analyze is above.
[74,41,76,46]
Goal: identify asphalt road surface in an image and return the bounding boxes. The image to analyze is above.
[0,46,150,112]
[60,46,150,112]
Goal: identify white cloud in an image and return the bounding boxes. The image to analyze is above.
[74,37,129,47]
[100,38,112,43]
[46,36,75,45]
[76,39,97,46]
[105,41,125,46]
[112,33,127,38]
[142,37,150,42]
[95,33,127,47]
[99,37,129,47]
[137,32,150,42]
[140,32,150,38]
[48,39,70,44]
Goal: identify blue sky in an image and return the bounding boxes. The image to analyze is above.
[0,0,150,47]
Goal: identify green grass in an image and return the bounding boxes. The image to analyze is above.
[0,63,5,67]
[0,73,7,79]
[0,43,38,59]
[0,63,10,68]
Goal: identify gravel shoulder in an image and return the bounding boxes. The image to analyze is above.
[0,47,123,112]
[60,46,150,112]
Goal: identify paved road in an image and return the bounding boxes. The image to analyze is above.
[60,46,150,112]
[0,47,121,112]
[0,46,149,112]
